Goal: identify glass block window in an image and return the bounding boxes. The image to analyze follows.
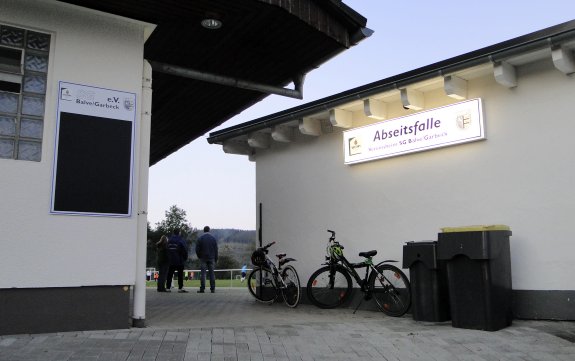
[0,24,50,162]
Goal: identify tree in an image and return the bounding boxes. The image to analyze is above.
[155,205,192,236]
[147,205,198,268]
[155,204,197,252]
[216,245,240,274]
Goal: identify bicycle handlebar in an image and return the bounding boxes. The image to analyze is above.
[327,229,335,240]
[263,241,276,250]
[326,229,343,249]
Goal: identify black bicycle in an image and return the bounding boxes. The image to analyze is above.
[306,230,411,317]
[247,241,301,308]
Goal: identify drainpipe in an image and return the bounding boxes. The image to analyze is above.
[148,61,305,100]
[132,59,153,328]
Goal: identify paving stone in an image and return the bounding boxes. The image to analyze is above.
[0,338,17,346]
[2,289,575,361]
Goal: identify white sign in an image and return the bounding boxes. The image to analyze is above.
[58,82,136,119]
[51,82,137,217]
[343,98,485,165]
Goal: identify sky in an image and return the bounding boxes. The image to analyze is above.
[147,1,575,230]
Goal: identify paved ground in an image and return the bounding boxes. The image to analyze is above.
[1,287,574,361]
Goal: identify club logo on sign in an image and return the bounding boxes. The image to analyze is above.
[456,111,472,129]
[123,98,135,111]
[60,88,73,101]
[348,137,362,156]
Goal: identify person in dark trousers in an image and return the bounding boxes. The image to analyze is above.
[166,228,189,293]
[156,235,170,292]
[195,226,218,293]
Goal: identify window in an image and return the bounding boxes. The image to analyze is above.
[0,25,50,162]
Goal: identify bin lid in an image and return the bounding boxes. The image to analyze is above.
[440,224,510,233]
[403,241,438,269]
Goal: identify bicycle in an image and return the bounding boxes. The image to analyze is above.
[247,241,301,308]
[306,230,411,317]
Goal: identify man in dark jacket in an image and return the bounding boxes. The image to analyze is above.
[195,226,218,293]
[166,228,188,293]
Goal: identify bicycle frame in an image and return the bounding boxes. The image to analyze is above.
[324,231,399,294]
[249,241,301,308]
[335,254,374,292]
[307,230,411,316]
[263,254,287,289]
[255,242,297,292]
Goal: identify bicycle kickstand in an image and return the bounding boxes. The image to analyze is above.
[352,297,363,314]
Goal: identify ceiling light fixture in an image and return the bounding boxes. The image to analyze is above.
[201,18,222,30]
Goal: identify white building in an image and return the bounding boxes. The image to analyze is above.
[209,20,575,320]
[0,0,369,335]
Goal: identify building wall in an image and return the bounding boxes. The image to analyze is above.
[0,0,149,333]
[255,58,575,319]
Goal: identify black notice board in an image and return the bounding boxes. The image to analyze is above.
[52,112,133,215]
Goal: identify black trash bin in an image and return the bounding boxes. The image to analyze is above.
[403,241,450,322]
[437,225,512,331]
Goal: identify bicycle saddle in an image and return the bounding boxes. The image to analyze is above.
[359,250,377,258]
[276,253,286,259]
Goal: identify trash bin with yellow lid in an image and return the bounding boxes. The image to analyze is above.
[437,225,512,331]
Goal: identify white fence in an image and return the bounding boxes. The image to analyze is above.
[145,268,253,287]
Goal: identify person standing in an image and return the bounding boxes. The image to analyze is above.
[166,228,188,293]
[241,264,247,282]
[156,235,170,292]
[195,226,218,293]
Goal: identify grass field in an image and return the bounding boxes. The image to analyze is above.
[146,279,247,288]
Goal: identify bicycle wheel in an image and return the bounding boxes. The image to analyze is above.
[281,265,301,308]
[368,264,411,317]
[247,267,276,303]
[306,265,352,309]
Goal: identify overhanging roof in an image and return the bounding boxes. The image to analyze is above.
[55,0,371,165]
[207,19,575,146]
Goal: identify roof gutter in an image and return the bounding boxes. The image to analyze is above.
[323,0,368,29]
[207,21,575,144]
